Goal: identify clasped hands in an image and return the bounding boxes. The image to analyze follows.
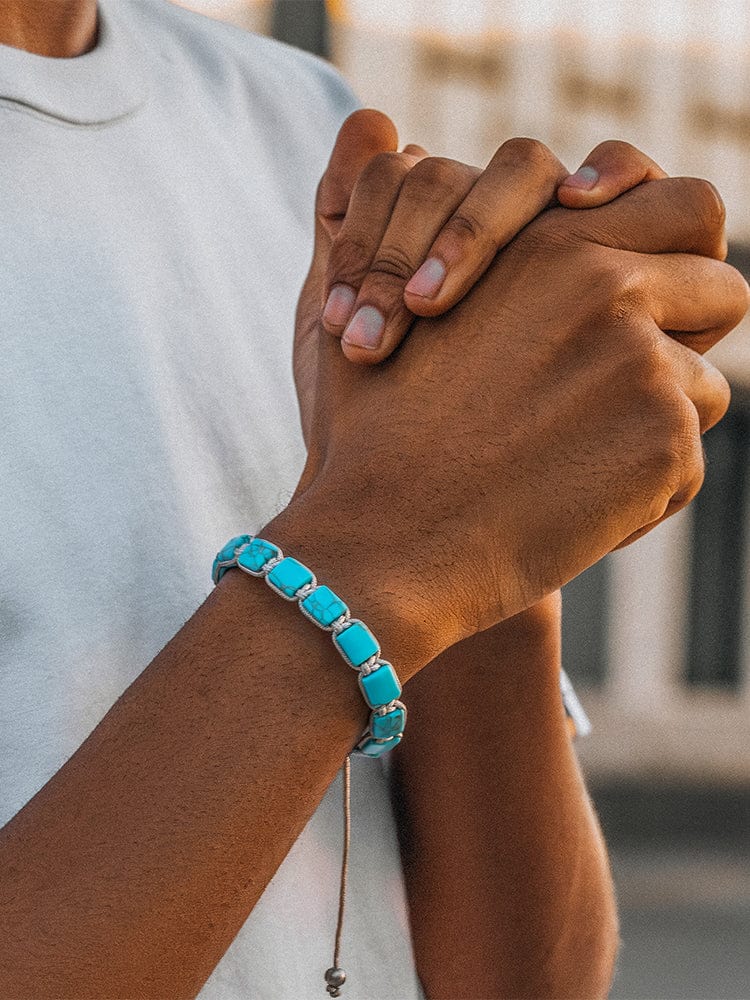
[290,109,749,676]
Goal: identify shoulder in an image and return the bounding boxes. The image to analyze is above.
[114,0,360,128]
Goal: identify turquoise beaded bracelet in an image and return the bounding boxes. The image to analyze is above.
[212,535,406,758]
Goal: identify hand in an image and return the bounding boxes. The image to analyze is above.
[315,111,668,365]
[291,164,747,671]
[294,111,670,446]
[302,121,685,731]
[307,114,673,685]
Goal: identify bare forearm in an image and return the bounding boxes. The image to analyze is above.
[0,498,426,998]
[392,603,619,1000]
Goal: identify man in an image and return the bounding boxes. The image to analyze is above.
[0,2,745,998]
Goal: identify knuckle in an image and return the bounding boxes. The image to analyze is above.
[686,435,706,489]
[591,261,648,323]
[401,156,479,212]
[702,364,731,430]
[500,136,558,173]
[686,443,706,500]
[629,353,669,416]
[725,268,750,325]
[646,389,697,482]
[361,150,412,188]
[405,155,462,190]
[666,433,706,513]
[594,138,638,156]
[637,357,678,420]
[669,395,700,459]
[713,370,732,423]
[368,245,417,283]
[443,210,484,245]
[619,337,680,428]
[615,343,706,521]
[613,268,648,313]
[327,232,374,286]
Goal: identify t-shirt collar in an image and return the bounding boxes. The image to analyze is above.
[0,1,148,126]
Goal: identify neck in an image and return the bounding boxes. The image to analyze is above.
[0,0,98,58]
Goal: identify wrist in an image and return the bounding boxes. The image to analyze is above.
[261,484,448,681]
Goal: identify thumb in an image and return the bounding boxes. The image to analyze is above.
[557,140,667,208]
[315,108,399,247]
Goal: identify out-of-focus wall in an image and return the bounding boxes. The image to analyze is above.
[337,3,750,239]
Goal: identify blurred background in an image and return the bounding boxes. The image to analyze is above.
[178,2,749,996]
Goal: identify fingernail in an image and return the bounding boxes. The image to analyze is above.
[405,257,446,299]
[323,284,357,327]
[561,165,599,191]
[342,306,385,350]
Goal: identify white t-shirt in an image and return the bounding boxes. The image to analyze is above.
[0,2,424,996]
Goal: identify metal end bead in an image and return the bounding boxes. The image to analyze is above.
[325,967,346,990]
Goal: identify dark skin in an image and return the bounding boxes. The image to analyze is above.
[2,7,746,999]
[391,598,618,999]
[295,114,740,999]
[0,0,97,57]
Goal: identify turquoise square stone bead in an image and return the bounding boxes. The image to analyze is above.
[237,538,279,574]
[359,663,401,708]
[371,707,405,740]
[334,621,379,667]
[217,534,252,564]
[300,585,348,628]
[358,735,402,758]
[267,556,313,598]
[213,534,254,582]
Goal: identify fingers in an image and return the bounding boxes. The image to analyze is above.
[404,138,568,317]
[644,253,750,353]
[660,334,731,433]
[315,109,399,248]
[320,140,431,329]
[557,140,667,208]
[616,334,727,550]
[300,109,399,403]
[321,147,433,328]
[327,137,566,365]
[332,157,480,359]
[567,175,728,259]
